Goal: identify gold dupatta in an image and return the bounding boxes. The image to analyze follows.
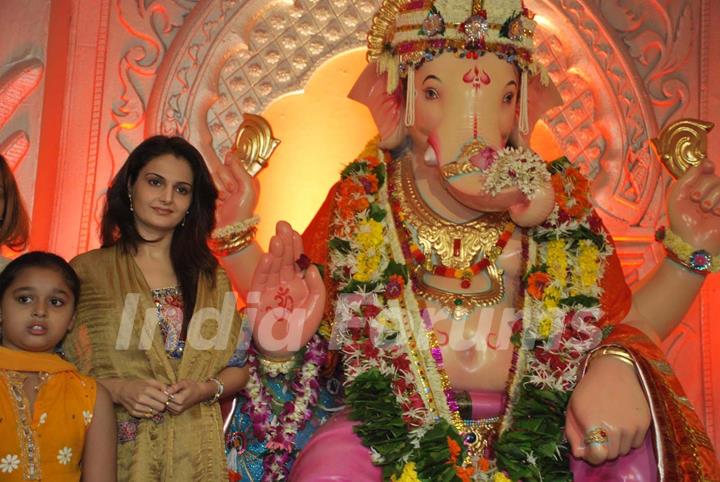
[64,246,243,481]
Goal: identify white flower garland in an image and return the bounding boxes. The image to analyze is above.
[483,147,551,199]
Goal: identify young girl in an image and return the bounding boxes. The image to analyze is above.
[0,252,116,481]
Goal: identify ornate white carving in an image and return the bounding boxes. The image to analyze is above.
[147,0,380,162]
[531,0,696,285]
[0,59,43,171]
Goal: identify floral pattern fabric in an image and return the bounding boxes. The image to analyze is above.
[0,368,96,482]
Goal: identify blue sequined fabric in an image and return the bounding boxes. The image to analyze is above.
[225,374,342,481]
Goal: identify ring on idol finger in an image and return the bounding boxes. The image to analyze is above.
[584,426,609,446]
[295,254,311,271]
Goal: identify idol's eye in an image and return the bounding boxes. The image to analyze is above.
[503,92,515,104]
[424,88,440,100]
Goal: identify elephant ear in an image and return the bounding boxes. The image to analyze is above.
[348,63,407,149]
[511,74,564,148]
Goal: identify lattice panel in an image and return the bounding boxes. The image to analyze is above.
[207,0,379,159]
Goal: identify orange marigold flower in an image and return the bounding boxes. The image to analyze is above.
[365,155,381,167]
[447,436,461,464]
[527,271,552,300]
[454,466,475,482]
[337,178,370,219]
[551,169,591,219]
[338,178,365,198]
[359,173,379,194]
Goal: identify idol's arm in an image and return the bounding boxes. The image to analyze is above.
[624,258,706,341]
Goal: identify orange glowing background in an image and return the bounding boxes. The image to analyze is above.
[254,48,376,248]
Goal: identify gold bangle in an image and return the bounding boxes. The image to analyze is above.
[588,346,635,369]
[209,227,257,257]
[257,352,298,377]
[212,216,260,239]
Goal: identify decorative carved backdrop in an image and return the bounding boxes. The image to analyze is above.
[0,0,717,452]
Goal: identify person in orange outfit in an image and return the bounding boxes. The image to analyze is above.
[0,252,116,481]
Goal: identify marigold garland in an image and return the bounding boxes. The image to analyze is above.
[328,146,613,481]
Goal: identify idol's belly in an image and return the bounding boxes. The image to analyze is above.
[421,233,523,392]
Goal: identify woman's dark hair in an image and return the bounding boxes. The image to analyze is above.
[0,251,80,308]
[101,136,218,333]
[0,155,29,251]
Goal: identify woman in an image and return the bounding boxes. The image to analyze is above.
[64,136,248,481]
[0,154,29,269]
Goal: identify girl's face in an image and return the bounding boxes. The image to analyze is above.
[0,267,75,353]
[129,154,194,237]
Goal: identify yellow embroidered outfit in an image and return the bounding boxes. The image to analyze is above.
[0,346,96,481]
[63,246,244,481]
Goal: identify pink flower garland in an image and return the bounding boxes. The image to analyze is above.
[241,335,327,481]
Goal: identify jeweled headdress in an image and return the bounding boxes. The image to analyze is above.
[367,0,546,133]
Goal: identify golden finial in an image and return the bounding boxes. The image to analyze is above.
[650,118,714,179]
[233,113,280,177]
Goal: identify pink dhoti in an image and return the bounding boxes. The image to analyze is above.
[290,391,659,481]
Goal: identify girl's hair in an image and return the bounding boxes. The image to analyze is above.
[0,155,29,251]
[100,135,218,333]
[0,251,80,307]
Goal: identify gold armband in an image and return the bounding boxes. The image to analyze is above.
[588,346,636,369]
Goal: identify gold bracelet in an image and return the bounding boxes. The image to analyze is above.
[212,216,260,239]
[209,226,257,257]
[257,353,298,377]
[205,377,224,405]
[588,346,635,369]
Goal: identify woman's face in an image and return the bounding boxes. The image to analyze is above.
[129,154,194,237]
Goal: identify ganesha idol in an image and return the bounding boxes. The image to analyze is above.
[214,0,720,480]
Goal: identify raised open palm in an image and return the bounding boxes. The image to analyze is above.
[247,221,326,359]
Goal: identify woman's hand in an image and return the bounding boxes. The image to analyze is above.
[103,378,171,419]
[165,379,216,415]
[565,356,651,465]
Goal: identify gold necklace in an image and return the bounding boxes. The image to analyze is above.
[393,153,508,318]
[397,152,508,268]
[412,264,504,320]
